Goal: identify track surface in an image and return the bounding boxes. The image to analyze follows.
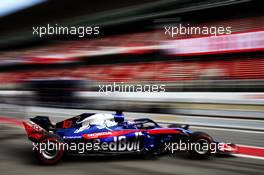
[0,106,263,175]
[0,133,263,175]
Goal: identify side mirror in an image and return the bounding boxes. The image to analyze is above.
[168,124,189,130]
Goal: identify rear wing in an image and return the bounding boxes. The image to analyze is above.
[23,120,46,142]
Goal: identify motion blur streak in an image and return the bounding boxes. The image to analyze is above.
[0,112,264,174]
[0,0,263,174]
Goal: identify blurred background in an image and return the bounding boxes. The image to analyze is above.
[0,0,263,114]
[0,0,264,174]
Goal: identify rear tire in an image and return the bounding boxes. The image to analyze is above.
[188,132,214,159]
[34,135,64,165]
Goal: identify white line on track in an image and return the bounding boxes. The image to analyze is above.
[233,154,264,160]
[189,126,264,134]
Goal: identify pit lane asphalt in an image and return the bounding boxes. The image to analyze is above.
[0,106,263,175]
[0,133,263,175]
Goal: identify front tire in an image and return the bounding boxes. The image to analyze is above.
[188,132,214,159]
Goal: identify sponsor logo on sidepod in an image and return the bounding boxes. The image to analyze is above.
[94,132,143,151]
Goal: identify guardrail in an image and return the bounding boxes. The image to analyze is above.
[0,91,264,105]
[76,91,264,105]
[3,105,260,132]
[0,91,263,131]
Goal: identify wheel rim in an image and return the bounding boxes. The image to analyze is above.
[194,139,210,155]
[41,141,60,160]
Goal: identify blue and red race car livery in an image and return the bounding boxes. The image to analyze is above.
[23,111,237,165]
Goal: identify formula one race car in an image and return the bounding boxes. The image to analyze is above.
[23,111,236,165]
